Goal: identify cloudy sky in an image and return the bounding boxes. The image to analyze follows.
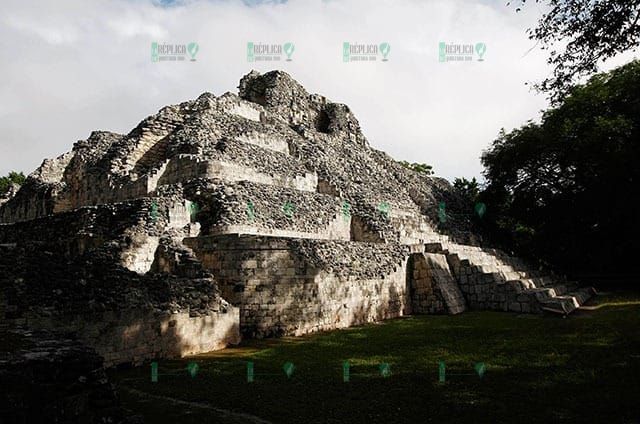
[0,0,636,181]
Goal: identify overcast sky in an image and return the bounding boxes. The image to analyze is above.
[0,0,637,181]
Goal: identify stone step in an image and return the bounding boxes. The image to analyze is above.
[539,287,595,315]
[438,243,537,275]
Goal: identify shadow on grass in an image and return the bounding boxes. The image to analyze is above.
[111,291,640,423]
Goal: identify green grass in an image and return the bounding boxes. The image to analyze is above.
[111,291,640,423]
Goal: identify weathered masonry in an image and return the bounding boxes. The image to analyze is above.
[0,70,594,366]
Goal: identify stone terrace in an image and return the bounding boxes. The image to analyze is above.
[0,70,595,367]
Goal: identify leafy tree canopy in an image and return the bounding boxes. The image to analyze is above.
[453,177,480,202]
[480,60,640,283]
[512,0,640,102]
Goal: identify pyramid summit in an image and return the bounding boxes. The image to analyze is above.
[0,70,594,365]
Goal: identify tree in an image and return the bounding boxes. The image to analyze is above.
[399,161,434,175]
[453,177,480,203]
[512,0,640,102]
[480,60,640,284]
[0,171,26,196]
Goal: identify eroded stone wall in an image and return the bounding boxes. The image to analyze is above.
[185,234,410,337]
[18,309,239,367]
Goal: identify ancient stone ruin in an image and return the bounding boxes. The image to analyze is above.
[0,70,595,367]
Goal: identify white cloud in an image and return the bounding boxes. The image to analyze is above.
[0,0,635,181]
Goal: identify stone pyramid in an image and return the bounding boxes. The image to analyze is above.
[0,70,594,366]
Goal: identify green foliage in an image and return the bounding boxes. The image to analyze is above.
[453,177,480,203]
[0,171,26,196]
[512,0,640,102]
[480,60,640,282]
[398,161,434,175]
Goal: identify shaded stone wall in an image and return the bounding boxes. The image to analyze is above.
[408,253,466,314]
[17,309,239,367]
[184,235,410,338]
[0,328,136,423]
[0,204,241,366]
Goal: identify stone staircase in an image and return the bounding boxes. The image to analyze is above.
[424,241,596,315]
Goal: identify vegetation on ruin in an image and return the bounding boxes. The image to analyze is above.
[112,291,640,423]
[398,161,434,175]
[0,171,25,196]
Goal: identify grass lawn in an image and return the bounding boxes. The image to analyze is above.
[110,291,640,423]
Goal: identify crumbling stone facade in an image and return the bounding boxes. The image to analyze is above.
[0,70,594,367]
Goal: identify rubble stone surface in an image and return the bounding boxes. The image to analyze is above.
[0,70,594,367]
